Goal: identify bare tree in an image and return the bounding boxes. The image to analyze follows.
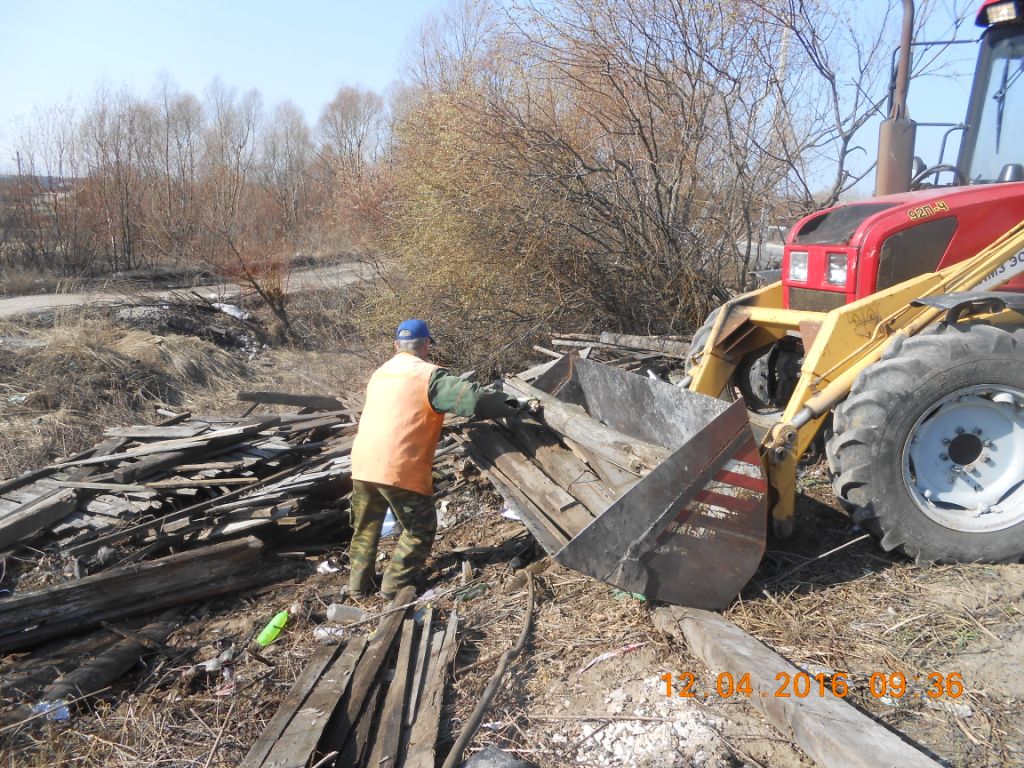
[141,76,205,264]
[260,101,313,233]
[10,102,92,275]
[317,86,387,177]
[78,87,153,272]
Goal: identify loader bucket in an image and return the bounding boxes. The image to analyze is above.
[528,356,768,610]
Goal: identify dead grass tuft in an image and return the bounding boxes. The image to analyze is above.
[0,321,253,479]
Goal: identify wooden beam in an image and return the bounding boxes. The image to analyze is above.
[0,537,268,653]
[505,378,668,473]
[653,607,945,768]
[40,609,181,703]
[598,332,688,358]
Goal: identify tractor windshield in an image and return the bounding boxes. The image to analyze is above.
[962,25,1024,182]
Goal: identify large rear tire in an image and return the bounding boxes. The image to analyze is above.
[827,323,1024,562]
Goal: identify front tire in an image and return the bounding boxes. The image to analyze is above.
[827,323,1024,562]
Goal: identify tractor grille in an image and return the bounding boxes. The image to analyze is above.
[788,287,846,313]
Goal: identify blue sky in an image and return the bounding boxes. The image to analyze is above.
[0,0,987,185]
[0,0,447,171]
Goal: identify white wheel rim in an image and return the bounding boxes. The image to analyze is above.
[903,385,1024,533]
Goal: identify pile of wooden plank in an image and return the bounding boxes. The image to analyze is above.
[242,587,460,768]
[0,397,356,560]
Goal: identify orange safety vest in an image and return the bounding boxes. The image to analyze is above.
[350,352,445,496]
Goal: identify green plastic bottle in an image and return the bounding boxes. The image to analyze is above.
[257,610,289,647]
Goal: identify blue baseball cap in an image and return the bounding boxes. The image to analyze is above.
[395,318,435,342]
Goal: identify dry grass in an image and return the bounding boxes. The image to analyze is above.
[0,319,251,479]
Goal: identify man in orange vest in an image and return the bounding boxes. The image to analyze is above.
[348,319,529,599]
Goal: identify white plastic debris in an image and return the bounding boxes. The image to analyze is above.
[313,626,347,643]
[211,302,250,320]
[501,508,521,521]
[382,508,402,537]
[317,560,342,574]
[326,603,369,623]
[31,699,70,721]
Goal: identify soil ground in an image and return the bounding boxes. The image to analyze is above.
[0,290,1021,767]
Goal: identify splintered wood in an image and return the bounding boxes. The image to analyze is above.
[241,589,460,768]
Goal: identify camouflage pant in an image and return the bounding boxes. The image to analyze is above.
[348,479,437,595]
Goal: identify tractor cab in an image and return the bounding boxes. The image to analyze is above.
[780,0,1024,311]
[959,1,1024,184]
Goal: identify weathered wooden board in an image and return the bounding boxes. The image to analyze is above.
[239,643,343,768]
[261,636,368,768]
[404,610,460,768]
[366,616,417,768]
[238,391,347,412]
[653,607,945,768]
[0,537,268,653]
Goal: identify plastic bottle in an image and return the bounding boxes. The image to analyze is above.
[257,610,289,647]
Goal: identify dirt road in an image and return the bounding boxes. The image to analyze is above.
[0,262,370,319]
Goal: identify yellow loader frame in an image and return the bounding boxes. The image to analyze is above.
[687,219,1024,535]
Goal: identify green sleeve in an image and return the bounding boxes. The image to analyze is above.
[428,368,520,419]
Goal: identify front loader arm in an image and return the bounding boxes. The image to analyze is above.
[687,219,1024,535]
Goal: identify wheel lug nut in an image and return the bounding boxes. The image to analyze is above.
[984,457,995,465]
[972,427,983,435]
[942,438,951,445]
[940,453,949,461]
[984,440,994,448]
[955,427,965,435]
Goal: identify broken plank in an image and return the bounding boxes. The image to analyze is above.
[241,646,340,767]
[0,537,268,653]
[238,391,346,412]
[459,439,568,554]
[464,425,589,539]
[103,424,210,439]
[404,610,460,768]
[598,332,688,357]
[653,607,945,768]
[406,607,434,728]
[261,635,368,768]
[366,616,417,768]
[41,480,150,493]
[327,586,417,750]
[239,642,348,768]
[505,377,668,473]
[505,421,613,518]
[57,418,282,469]
[0,488,78,552]
[144,477,261,489]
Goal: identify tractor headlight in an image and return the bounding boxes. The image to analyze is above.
[826,252,848,287]
[788,251,808,282]
[983,1,1020,24]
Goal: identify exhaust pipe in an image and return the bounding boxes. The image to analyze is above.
[876,0,917,195]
